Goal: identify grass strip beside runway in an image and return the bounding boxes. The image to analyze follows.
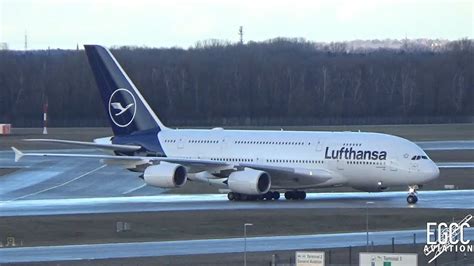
[0,208,471,248]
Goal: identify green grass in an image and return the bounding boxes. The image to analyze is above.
[0,208,470,248]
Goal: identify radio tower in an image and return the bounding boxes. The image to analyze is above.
[24,30,28,51]
[238,26,243,45]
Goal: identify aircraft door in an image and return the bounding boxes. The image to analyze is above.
[390,160,398,171]
[336,159,344,170]
[327,142,344,171]
[315,140,323,151]
[221,136,230,155]
[177,138,184,149]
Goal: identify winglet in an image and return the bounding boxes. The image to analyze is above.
[11,147,23,162]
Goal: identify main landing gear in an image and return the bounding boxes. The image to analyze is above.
[284,190,306,200]
[406,185,419,204]
[227,191,280,201]
[227,190,307,201]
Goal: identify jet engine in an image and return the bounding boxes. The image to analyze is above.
[227,169,271,195]
[143,162,187,188]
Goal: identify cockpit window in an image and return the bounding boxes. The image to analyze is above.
[411,155,429,160]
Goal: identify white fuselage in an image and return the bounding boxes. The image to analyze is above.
[157,128,440,191]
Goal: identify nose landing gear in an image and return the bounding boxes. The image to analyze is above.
[407,185,419,204]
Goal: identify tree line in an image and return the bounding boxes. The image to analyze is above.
[0,38,472,127]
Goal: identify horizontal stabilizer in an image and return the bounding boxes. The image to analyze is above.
[10,148,230,168]
[11,147,24,162]
[23,139,141,152]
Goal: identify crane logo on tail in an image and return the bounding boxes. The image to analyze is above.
[111,102,134,116]
[108,88,137,127]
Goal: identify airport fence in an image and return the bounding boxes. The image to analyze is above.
[261,239,474,266]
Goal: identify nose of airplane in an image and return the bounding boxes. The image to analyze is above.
[423,161,440,182]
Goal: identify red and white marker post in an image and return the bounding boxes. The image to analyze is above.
[43,103,48,135]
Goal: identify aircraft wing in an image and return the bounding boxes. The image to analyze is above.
[11,147,335,188]
[23,139,141,152]
[12,147,227,166]
[416,140,474,151]
[236,163,334,188]
[436,162,474,169]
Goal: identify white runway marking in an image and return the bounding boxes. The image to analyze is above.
[122,183,147,195]
[6,165,106,202]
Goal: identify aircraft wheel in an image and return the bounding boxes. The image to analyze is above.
[234,193,242,201]
[272,191,280,200]
[263,192,273,200]
[284,191,306,200]
[298,191,307,200]
[407,195,418,204]
[227,192,236,201]
[294,191,300,200]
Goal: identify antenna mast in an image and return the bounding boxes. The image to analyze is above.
[24,30,28,51]
[238,26,243,44]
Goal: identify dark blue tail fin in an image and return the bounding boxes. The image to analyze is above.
[84,45,167,136]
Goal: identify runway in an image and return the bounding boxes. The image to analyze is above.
[1,228,473,263]
[0,145,473,264]
[1,148,474,216]
[0,149,166,201]
[1,146,473,203]
[1,190,473,217]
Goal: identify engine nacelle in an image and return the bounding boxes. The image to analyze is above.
[227,169,271,195]
[143,163,187,188]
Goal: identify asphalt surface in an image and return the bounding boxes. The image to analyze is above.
[1,147,474,217]
[1,143,473,202]
[2,228,473,263]
[0,149,166,201]
[0,144,473,264]
[1,190,473,216]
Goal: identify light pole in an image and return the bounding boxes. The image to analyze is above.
[244,223,253,266]
[366,201,374,251]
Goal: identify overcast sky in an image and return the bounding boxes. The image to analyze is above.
[0,0,472,50]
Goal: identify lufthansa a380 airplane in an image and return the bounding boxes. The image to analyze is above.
[13,45,446,204]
